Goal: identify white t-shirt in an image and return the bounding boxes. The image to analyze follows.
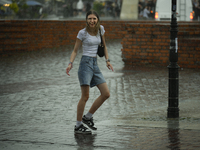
[77,25,105,57]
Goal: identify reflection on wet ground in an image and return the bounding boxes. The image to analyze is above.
[74,134,97,150]
[167,119,180,150]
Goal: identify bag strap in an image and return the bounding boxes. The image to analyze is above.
[99,28,103,45]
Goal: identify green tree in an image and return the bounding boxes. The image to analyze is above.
[93,1,103,15]
[9,2,19,13]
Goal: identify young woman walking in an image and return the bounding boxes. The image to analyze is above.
[66,10,113,134]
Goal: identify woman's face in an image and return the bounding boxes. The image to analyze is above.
[87,14,98,28]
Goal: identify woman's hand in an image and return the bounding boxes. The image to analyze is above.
[106,62,114,71]
[66,63,73,76]
[66,38,82,76]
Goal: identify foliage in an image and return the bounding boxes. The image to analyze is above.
[16,0,29,18]
[93,1,103,15]
[18,0,29,10]
[9,2,19,13]
[0,6,6,11]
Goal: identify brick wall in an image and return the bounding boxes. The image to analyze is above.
[0,20,199,69]
[0,20,85,51]
[0,20,126,52]
[121,22,200,69]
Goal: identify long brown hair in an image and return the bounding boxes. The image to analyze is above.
[85,10,100,36]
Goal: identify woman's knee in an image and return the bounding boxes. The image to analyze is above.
[81,85,89,102]
[102,91,110,100]
[81,94,89,102]
[97,83,110,100]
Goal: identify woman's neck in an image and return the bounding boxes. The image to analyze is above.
[88,28,95,32]
[87,28,96,36]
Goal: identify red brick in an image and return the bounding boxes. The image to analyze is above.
[140,53,148,56]
[147,49,155,52]
[141,46,148,49]
[153,53,162,57]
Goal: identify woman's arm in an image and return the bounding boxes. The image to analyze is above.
[66,38,82,76]
[102,34,114,71]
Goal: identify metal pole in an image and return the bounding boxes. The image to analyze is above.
[167,0,179,118]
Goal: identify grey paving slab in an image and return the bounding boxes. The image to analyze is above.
[0,39,200,150]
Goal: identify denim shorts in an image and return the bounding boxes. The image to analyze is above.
[78,56,106,88]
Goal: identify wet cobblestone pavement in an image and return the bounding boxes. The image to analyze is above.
[0,39,200,150]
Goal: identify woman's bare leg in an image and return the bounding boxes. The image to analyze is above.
[88,83,110,114]
[77,85,90,121]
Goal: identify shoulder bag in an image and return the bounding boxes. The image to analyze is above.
[97,28,105,57]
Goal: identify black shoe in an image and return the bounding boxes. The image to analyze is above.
[74,124,92,134]
[82,115,97,130]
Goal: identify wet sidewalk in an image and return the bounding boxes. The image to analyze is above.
[0,39,200,150]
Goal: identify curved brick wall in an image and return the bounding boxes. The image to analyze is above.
[0,20,199,68]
